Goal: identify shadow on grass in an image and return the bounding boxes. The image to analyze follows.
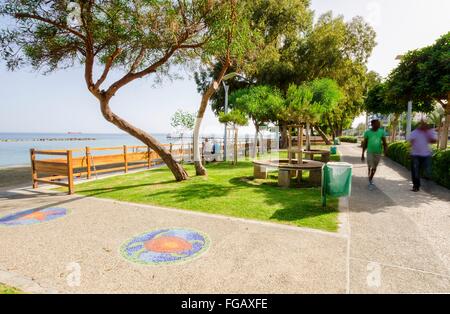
[228,176,338,224]
[147,182,239,201]
[75,180,176,197]
[74,161,339,230]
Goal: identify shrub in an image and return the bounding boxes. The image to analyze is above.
[339,136,358,143]
[387,141,450,189]
[432,149,450,189]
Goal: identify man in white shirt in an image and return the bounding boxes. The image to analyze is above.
[407,121,437,192]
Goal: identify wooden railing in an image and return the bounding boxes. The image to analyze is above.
[30,139,276,195]
[29,144,190,195]
[31,149,75,194]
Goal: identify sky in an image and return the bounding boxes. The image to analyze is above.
[0,0,449,134]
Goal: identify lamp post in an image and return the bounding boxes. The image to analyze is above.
[221,72,250,161]
[222,81,230,161]
[396,54,412,139]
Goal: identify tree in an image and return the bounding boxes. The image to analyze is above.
[218,109,248,165]
[0,0,229,181]
[192,0,257,176]
[229,85,284,157]
[384,33,449,147]
[365,83,405,142]
[310,78,343,148]
[193,0,312,114]
[412,32,449,149]
[171,109,195,136]
[283,79,342,151]
[295,13,377,139]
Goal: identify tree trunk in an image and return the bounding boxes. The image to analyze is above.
[390,113,399,143]
[440,95,450,150]
[193,115,206,175]
[326,116,336,140]
[314,125,332,145]
[306,121,311,151]
[193,63,230,176]
[234,127,238,165]
[100,100,188,181]
[280,122,288,149]
[436,119,442,149]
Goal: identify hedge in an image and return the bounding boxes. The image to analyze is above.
[339,136,358,143]
[386,141,450,189]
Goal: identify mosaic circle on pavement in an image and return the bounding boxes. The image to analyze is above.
[0,207,69,226]
[121,228,210,265]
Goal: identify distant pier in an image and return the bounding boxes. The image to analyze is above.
[0,137,97,142]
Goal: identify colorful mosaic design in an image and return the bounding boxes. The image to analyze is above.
[121,228,210,265]
[0,207,68,226]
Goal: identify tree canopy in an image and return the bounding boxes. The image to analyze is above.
[0,0,257,181]
[386,32,449,108]
[367,31,449,148]
[229,85,284,131]
[283,78,342,125]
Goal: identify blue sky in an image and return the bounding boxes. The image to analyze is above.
[1,0,449,134]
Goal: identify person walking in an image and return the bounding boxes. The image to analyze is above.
[361,119,388,190]
[407,120,437,192]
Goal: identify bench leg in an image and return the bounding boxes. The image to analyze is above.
[278,170,291,188]
[297,170,303,183]
[309,169,322,186]
[254,165,268,179]
[321,154,330,163]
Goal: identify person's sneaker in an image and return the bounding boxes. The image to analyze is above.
[411,187,419,192]
[368,182,375,191]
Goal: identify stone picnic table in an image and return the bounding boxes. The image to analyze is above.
[288,147,331,163]
[253,159,324,188]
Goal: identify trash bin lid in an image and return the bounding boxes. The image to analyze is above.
[325,162,352,168]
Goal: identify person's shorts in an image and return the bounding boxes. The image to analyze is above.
[367,153,381,169]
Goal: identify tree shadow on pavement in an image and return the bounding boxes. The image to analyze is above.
[343,154,450,215]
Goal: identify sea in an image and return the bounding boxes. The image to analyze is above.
[0,132,173,167]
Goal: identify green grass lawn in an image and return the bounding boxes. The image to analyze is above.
[72,158,340,232]
[0,283,22,294]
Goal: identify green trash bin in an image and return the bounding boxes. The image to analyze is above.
[330,146,337,155]
[321,162,353,207]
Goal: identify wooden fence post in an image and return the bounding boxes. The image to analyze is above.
[67,150,74,195]
[86,146,91,179]
[123,145,128,173]
[147,146,152,169]
[30,149,38,189]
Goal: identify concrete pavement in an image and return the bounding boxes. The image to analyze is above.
[0,143,449,293]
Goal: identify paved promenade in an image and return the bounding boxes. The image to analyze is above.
[0,144,449,293]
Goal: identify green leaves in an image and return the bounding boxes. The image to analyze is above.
[372,32,449,115]
[284,78,342,124]
[218,109,248,126]
[170,109,196,133]
[229,85,284,127]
